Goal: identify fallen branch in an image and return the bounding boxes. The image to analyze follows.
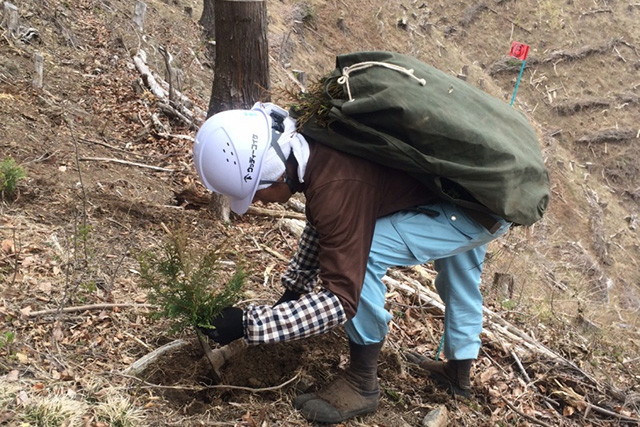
[78,137,144,157]
[580,7,613,17]
[587,402,640,423]
[122,337,247,379]
[26,303,154,317]
[488,38,633,76]
[487,7,532,33]
[500,396,554,427]
[544,38,626,63]
[576,128,637,144]
[511,349,532,383]
[120,370,300,393]
[386,270,571,362]
[386,269,635,420]
[133,49,167,99]
[261,244,289,262]
[157,101,196,130]
[247,206,306,220]
[553,98,610,116]
[79,157,174,172]
[122,339,189,376]
[132,49,206,121]
[157,132,195,142]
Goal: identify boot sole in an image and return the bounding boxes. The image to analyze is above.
[428,371,471,399]
[298,399,379,424]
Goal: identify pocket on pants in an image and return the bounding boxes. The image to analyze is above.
[440,202,489,239]
[390,203,482,262]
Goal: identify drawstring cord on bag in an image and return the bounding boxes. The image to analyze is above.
[337,61,427,101]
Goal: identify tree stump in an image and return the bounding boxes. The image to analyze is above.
[492,272,514,300]
[133,1,147,31]
[2,2,19,36]
[33,52,43,89]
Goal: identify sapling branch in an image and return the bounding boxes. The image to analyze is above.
[138,228,246,377]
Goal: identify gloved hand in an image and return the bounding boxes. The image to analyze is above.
[273,289,301,307]
[199,307,244,345]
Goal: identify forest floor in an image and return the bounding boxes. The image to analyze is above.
[1,0,639,426]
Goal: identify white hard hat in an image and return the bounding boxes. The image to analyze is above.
[193,109,272,214]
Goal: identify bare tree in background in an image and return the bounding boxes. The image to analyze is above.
[201,0,271,220]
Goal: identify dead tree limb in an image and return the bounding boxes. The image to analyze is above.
[122,339,188,376]
[553,98,610,116]
[79,156,174,172]
[500,396,554,427]
[26,303,154,317]
[580,8,613,18]
[132,49,206,124]
[122,337,247,380]
[247,206,306,220]
[576,128,637,144]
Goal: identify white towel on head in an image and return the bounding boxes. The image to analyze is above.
[256,110,309,191]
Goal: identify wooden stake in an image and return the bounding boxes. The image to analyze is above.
[33,51,43,89]
[133,1,147,31]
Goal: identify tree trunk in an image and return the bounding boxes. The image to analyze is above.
[199,0,215,39]
[204,0,271,221]
[208,0,270,117]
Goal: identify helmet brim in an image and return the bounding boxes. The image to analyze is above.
[228,191,255,215]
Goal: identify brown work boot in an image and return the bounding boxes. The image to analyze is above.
[294,340,383,423]
[406,352,473,398]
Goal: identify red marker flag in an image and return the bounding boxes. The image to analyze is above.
[509,42,530,60]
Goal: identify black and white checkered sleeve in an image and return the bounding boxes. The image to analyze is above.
[244,288,347,344]
[280,221,320,294]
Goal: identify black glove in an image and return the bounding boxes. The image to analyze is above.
[199,307,244,345]
[273,289,301,307]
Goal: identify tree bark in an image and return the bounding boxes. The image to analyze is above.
[207,0,270,117]
[199,0,215,38]
[203,0,271,221]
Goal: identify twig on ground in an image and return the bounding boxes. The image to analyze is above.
[157,132,195,142]
[26,303,154,317]
[500,396,554,427]
[580,7,613,17]
[78,137,144,157]
[586,402,640,423]
[511,349,532,383]
[118,370,301,393]
[78,157,174,172]
[261,244,289,262]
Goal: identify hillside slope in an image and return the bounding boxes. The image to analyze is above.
[1,0,638,425]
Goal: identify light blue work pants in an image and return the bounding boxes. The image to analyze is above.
[344,200,511,360]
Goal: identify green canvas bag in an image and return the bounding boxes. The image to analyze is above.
[297,51,550,226]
